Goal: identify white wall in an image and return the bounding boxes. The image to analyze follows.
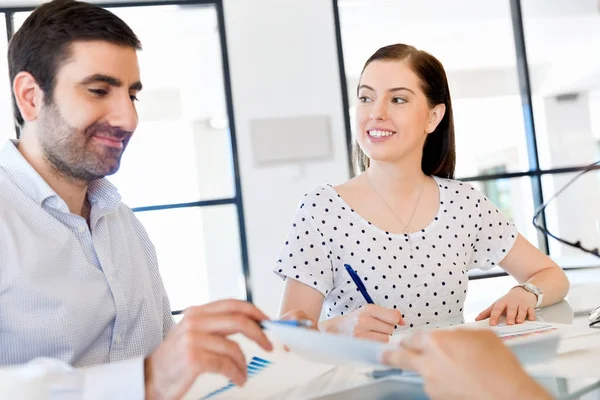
[223,0,350,317]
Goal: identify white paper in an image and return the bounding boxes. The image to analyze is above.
[526,323,600,378]
[182,332,335,400]
[262,322,392,368]
[389,320,561,365]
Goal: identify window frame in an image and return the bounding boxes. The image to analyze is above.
[1,0,254,304]
[332,0,600,275]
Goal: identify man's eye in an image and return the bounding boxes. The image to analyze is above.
[89,89,108,96]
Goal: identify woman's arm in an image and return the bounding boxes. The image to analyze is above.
[499,234,570,307]
[477,234,570,325]
[278,278,325,326]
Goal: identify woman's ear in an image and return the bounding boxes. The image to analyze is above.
[426,103,446,134]
[13,71,44,123]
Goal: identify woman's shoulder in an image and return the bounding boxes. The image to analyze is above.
[433,176,492,210]
[434,176,483,196]
[295,184,338,208]
[301,184,335,198]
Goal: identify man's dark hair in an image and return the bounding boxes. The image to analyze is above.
[8,0,142,127]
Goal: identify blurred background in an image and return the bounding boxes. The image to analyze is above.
[1,0,599,317]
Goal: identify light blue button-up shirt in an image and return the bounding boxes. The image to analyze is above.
[0,140,174,397]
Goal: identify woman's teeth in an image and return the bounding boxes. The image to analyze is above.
[369,130,395,138]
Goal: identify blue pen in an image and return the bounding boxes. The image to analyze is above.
[366,369,419,379]
[260,319,313,329]
[344,264,375,304]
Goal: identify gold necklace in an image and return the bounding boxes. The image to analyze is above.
[365,170,427,250]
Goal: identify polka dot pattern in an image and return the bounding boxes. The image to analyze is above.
[274,176,519,330]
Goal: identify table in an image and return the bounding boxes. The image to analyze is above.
[273,272,600,400]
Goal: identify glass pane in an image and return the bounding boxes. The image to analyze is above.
[542,170,600,261]
[13,6,236,207]
[468,177,539,248]
[338,0,531,178]
[0,14,15,142]
[12,12,29,29]
[135,204,246,311]
[522,1,600,169]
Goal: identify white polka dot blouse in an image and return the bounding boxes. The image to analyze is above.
[274,176,519,330]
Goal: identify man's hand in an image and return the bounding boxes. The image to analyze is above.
[381,329,551,400]
[144,300,273,400]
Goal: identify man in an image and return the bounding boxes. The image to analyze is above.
[0,0,272,398]
[382,329,553,400]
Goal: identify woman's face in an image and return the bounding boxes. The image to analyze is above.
[355,60,445,167]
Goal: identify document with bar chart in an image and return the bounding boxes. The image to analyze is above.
[182,334,335,400]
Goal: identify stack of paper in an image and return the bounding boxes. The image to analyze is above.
[182,332,335,400]
[262,321,391,368]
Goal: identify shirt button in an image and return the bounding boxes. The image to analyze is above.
[114,334,122,345]
[78,225,86,233]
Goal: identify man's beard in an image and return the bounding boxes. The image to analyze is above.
[37,101,132,182]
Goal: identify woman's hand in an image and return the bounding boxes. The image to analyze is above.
[279,309,319,330]
[475,286,537,326]
[319,304,404,342]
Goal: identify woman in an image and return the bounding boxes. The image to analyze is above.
[274,44,569,342]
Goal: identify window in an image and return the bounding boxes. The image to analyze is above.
[7,2,249,309]
[480,166,511,217]
[337,0,537,247]
[470,177,538,245]
[541,169,600,265]
[336,0,600,267]
[338,0,530,176]
[0,15,14,142]
[522,0,600,263]
[522,0,600,171]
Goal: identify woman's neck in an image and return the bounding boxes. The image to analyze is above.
[366,160,427,196]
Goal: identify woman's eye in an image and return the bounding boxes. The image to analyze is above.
[358,96,372,103]
[392,97,407,104]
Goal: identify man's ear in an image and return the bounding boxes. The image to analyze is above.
[426,103,446,134]
[13,71,45,122]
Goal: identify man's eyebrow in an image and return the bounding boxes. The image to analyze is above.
[80,74,142,90]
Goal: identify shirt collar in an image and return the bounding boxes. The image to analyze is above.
[0,139,121,213]
[0,139,57,206]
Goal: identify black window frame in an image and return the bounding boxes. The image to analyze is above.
[1,0,253,302]
[332,0,600,278]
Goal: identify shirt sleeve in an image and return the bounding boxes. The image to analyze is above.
[160,283,176,337]
[273,200,334,297]
[467,189,519,271]
[83,357,145,400]
[0,357,145,400]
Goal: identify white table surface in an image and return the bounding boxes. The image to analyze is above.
[270,269,600,400]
